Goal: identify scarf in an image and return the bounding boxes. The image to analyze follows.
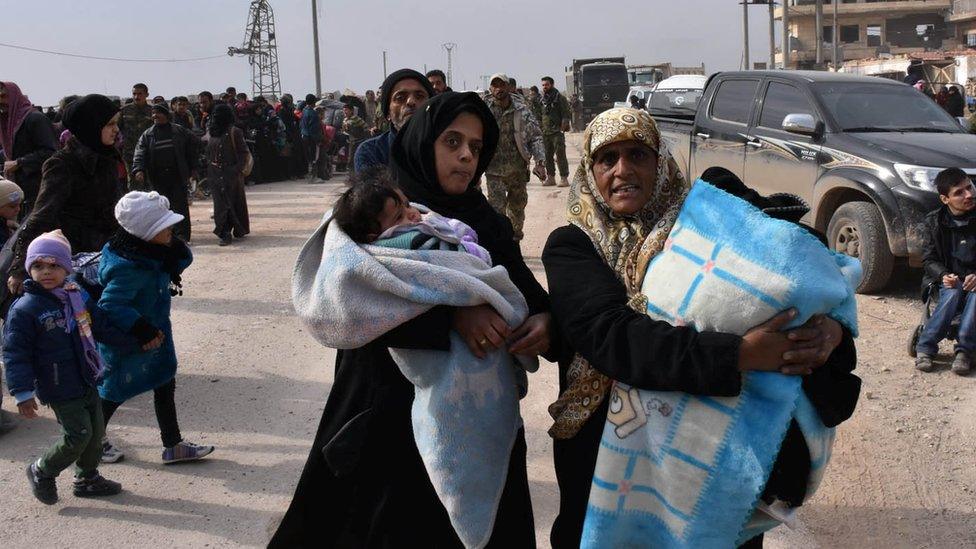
[548,107,690,439]
[541,87,560,109]
[109,229,187,296]
[390,91,512,251]
[51,281,105,380]
[61,94,120,156]
[0,82,36,157]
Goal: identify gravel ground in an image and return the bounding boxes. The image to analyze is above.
[1,135,973,547]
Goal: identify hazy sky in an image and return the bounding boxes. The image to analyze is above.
[5,0,778,106]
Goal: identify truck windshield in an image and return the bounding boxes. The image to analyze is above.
[649,88,703,117]
[814,82,962,133]
[581,66,628,86]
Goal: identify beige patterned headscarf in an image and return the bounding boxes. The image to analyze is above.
[548,108,690,440]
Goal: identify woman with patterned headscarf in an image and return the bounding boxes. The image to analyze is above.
[541,108,857,548]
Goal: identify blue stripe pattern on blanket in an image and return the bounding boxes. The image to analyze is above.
[581,181,860,549]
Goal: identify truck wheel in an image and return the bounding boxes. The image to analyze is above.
[827,201,894,294]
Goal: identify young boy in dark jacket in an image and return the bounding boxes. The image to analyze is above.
[917,167,976,375]
[4,230,124,504]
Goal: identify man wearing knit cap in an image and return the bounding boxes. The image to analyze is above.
[353,69,434,173]
[131,103,200,242]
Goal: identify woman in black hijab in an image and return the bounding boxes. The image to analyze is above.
[7,94,124,293]
[205,103,250,245]
[272,92,550,548]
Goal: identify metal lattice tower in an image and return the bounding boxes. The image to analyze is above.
[442,42,457,88]
[228,1,281,100]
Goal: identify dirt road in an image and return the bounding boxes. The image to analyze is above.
[1,136,974,547]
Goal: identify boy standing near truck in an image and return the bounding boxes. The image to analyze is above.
[916,168,976,375]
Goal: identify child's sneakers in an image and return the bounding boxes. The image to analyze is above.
[100,439,125,463]
[73,472,122,498]
[162,441,214,464]
[26,460,57,505]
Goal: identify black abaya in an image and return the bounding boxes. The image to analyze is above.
[271,92,548,548]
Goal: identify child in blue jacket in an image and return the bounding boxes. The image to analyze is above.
[4,230,124,504]
[98,191,214,464]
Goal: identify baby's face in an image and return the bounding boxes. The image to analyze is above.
[374,190,422,238]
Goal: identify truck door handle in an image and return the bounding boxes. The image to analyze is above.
[696,132,711,140]
[746,138,763,148]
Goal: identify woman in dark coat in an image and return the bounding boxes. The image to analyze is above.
[205,104,250,246]
[541,109,860,548]
[7,94,124,294]
[271,92,553,548]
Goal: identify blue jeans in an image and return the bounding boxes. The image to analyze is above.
[917,287,976,355]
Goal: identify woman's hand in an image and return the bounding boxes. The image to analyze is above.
[779,315,843,375]
[452,305,511,359]
[738,309,798,373]
[739,310,843,375]
[509,312,552,357]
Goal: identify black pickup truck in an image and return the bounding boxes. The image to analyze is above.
[656,70,976,293]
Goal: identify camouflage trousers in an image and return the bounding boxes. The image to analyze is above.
[543,132,569,178]
[123,152,147,191]
[486,173,529,240]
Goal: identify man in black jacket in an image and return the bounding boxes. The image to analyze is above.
[917,167,976,375]
[131,103,200,242]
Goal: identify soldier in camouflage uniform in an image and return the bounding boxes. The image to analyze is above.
[539,76,572,187]
[119,83,154,189]
[341,103,369,176]
[483,74,547,241]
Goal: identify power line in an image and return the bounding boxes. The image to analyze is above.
[0,42,226,63]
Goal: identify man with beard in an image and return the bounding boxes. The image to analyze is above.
[354,69,434,173]
[131,103,200,241]
[0,82,57,219]
[483,73,546,241]
[539,76,572,187]
[119,83,154,189]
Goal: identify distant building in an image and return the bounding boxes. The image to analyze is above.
[775,0,951,70]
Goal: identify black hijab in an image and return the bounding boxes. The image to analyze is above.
[380,68,435,119]
[390,91,511,246]
[209,103,235,138]
[61,94,119,155]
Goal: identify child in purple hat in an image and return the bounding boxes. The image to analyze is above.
[4,230,125,504]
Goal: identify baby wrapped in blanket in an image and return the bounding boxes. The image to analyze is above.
[326,175,534,549]
[334,179,491,264]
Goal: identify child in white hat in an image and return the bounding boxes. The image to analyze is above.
[96,191,214,464]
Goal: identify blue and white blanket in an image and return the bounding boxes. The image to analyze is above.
[581,181,861,549]
[292,209,535,549]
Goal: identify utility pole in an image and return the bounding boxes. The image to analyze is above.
[768,0,776,69]
[311,0,322,95]
[781,0,790,69]
[382,51,387,79]
[815,0,824,68]
[832,0,839,70]
[442,42,457,88]
[742,1,750,70]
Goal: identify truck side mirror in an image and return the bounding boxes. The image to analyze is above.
[782,113,822,138]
